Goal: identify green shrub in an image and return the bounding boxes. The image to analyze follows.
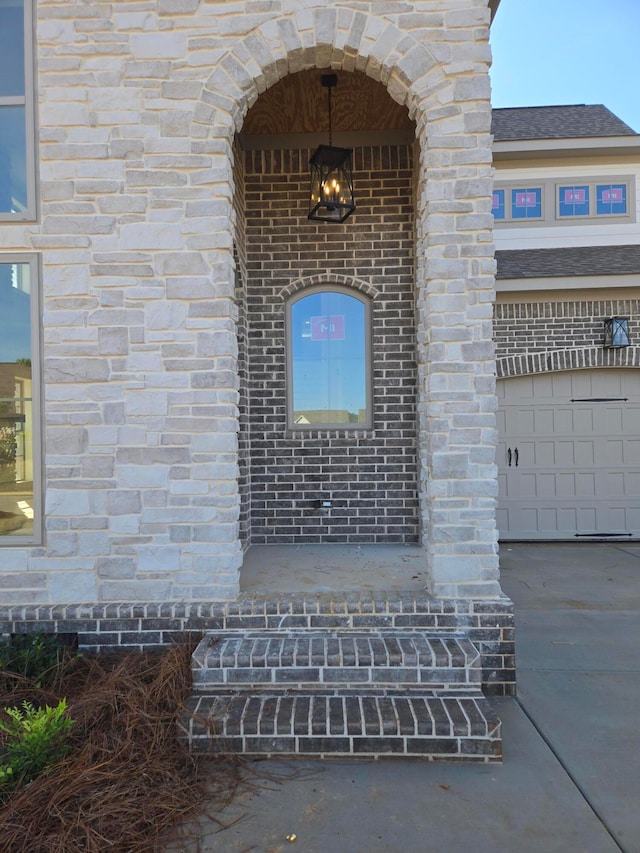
[0,426,16,464]
[0,699,74,800]
[0,633,76,688]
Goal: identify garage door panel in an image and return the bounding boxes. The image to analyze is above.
[576,472,596,496]
[573,408,595,433]
[602,471,625,496]
[536,473,557,498]
[554,440,574,465]
[550,373,573,396]
[626,472,640,495]
[603,439,624,465]
[599,406,623,432]
[518,409,535,432]
[574,441,595,465]
[623,440,640,464]
[623,408,640,431]
[609,506,629,529]
[557,472,577,497]
[498,369,640,540]
[534,408,555,433]
[538,507,560,531]
[576,506,598,530]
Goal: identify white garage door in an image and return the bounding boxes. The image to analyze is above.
[497,369,640,540]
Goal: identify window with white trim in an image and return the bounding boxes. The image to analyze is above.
[492,186,544,222]
[492,176,634,226]
[0,255,40,542]
[0,0,36,221]
[557,181,629,218]
[286,287,372,429]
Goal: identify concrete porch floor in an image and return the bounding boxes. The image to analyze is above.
[239,544,429,594]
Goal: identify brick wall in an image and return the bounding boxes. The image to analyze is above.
[495,298,640,376]
[233,140,250,546]
[241,144,419,544]
[0,593,515,696]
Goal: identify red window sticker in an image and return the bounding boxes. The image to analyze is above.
[564,188,586,204]
[602,188,623,203]
[514,192,537,207]
[310,315,345,340]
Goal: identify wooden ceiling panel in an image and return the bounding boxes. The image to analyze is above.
[242,70,413,135]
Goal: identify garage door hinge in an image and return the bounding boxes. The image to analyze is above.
[575,532,632,537]
[570,397,628,403]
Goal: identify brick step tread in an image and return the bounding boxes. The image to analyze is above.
[182,692,499,741]
[193,665,480,689]
[187,733,501,760]
[193,631,480,673]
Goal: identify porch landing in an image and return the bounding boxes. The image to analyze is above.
[240,544,427,594]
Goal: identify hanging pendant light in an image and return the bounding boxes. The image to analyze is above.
[308,74,356,223]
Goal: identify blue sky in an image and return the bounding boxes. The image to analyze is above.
[490,0,640,133]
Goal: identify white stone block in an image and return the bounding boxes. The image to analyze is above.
[130,32,187,60]
[46,490,91,516]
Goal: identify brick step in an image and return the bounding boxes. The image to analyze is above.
[191,631,481,691]
[180,691,501,761]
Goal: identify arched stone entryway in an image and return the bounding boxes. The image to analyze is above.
[187,4,501,598]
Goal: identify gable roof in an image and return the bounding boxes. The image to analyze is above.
[492,105,637,141]
[496,245,640,279]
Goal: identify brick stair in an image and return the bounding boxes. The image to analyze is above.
[180,630,502,761]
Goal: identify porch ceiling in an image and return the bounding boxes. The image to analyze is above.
[242,70,413,136]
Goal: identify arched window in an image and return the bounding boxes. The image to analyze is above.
[286,287,371,429]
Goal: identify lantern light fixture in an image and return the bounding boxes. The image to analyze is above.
[604,317,631,348]
[308,74,356,223]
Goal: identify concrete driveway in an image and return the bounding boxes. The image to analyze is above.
[165,542,640,853]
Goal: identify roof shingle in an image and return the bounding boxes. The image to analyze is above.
[492,105,637,141]
[496,245,640,279]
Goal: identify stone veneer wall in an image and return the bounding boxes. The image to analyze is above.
[494,298,640,377]
[243,144,419,545]
[0,0,502,606]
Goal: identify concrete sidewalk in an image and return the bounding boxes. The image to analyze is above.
[166,543,640,853]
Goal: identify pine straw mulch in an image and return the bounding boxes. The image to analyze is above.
[0,640,248,853]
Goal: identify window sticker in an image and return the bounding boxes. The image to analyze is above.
[558,185,590,217]
[596,184,627,216]
[491,189,505,220]
[511,188,542,219]
[310,315,345,341]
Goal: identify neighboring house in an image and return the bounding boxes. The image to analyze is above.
[492,105,640,541]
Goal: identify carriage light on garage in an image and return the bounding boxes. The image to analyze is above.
[308,74,355,224]
[604,317,631,348]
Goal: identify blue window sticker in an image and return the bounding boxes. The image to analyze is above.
[511,188,542,219]
[492,189,505,220]
[558,185,590,217]
[596,184,627,216]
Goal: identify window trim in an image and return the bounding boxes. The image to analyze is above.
[0,252,42,545]
[285,285,373,431]
[493,175,635,227]
[0,0,37,222]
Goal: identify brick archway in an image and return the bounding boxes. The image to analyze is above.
[185,3,500,597]
[280,274,380,302]
[496,346,640,379]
